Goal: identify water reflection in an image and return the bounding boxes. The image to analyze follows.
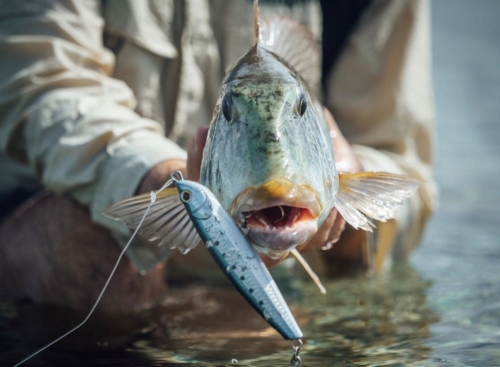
[1,262,439,366]
[289,263,438,367]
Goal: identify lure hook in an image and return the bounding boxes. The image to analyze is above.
[239,212,251,236]
[290,338,303,367]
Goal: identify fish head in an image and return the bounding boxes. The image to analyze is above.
[175,180,214,220]
[201,46,338,258]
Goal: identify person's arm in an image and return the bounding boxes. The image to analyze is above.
[322,0,438,271]
[0,0,186,237]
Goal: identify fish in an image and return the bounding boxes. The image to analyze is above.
[101,0,421,338]
[199,3,420,259]
[104,1,420,261]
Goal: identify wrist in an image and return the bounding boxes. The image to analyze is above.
[137,159,187,194]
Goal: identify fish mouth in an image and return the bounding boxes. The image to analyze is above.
[231,178,321,258]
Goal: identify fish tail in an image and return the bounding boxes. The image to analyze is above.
[336,172,422,231]
[253,0,260,45]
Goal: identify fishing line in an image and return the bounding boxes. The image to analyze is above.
[13,179,175,367]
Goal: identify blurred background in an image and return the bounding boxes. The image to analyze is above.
[410,0,500,365]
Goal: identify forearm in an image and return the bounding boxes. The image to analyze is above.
[19,92,187,236]
[0,0,187,236]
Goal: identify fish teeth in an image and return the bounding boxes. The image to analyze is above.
[255,213,270,229]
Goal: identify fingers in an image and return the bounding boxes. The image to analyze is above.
[187,126,209,181]
[321,224,367,274]
[323,214,346,250]
[296,208,345,253]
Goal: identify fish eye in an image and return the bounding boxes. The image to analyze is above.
[297,93,308,117]
[221,93,232,122]
[180,190,192,203]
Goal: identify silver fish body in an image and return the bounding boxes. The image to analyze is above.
[174,178,303,340]
[201,45,337,258]
[200,17,420,260]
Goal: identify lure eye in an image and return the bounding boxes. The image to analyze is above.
[297,93,308,117]
[221,93,232,122]
[180,190,192,203]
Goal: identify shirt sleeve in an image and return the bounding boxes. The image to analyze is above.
[325,0,438,262]
[0,0,186,236]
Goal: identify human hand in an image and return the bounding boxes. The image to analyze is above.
[138,127,209,194]
[138,159,187,194]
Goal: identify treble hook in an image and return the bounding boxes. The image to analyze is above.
[239,213,251,236]
[290,339,303,367]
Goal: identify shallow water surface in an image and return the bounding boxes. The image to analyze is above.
[0,258,494,367]
[1,266,437,367]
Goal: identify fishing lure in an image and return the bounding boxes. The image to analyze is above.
[14,172,303,366]
[174,172,303,340]
[107,171,304,341]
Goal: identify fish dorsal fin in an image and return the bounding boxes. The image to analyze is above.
[336,172,421,232]
[259,16,321,93]
[254,0,260,45]
[103,188,201,255]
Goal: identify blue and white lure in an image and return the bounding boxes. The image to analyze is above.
[14,171,303,366]
[172,172,304,340]
[106,171,304,341]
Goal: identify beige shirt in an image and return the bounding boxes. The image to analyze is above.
[0,0,437,273]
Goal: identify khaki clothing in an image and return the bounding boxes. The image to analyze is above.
[0,0,437,273]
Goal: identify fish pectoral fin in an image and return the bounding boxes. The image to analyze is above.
[336,172,422,232]
[103,188,201,254]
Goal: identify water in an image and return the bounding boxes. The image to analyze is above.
[2,0,500,366]
[408,1,500,365]
[0,268,435,366]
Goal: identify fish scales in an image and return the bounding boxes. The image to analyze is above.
[202,46,337,220]
[201,44,341,258]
